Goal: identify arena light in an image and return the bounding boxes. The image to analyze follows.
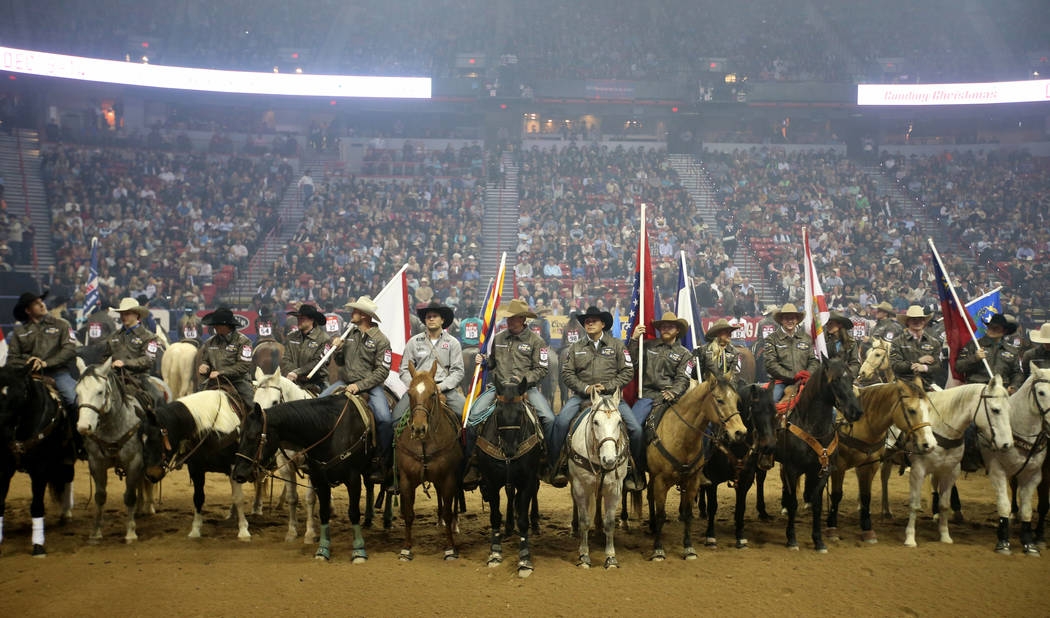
[858,79,1050,106]
[0,45,431,99]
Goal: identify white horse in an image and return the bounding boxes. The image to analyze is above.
[75,360,155,543]
[897,377,1014,547]
[252,368,318,543]
[569,390,629,569]
[982,365,1050,555]
[161,341,200,399]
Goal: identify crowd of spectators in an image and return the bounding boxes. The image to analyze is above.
[38,144,291,313]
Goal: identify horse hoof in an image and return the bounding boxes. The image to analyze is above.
[903,539,917,548]
[862,530,877,544]
[780,507,788,516]
[237,533,251,542]
[443,549,459,561]
[940,536,954,544]
[59,514,72,526]
[31,544,46,557]
[487,552,503,567]
[518,561,534,577]
[758,513,773,522]
[399,549,414,562]
[704,537,717,548]
[650,549,666,561]
[87,534,102,545]
[577,561,590,569]
[951,511,965,525]
[683,548,698,560]
[125,535,138,544]
[825,527,839,541]
[995,542,1011,555]
[604,557,619,569]
[786,543,799,551]
[188,532,201,540]
[352,550,368,564]
[285,532,298,543]
[880,512,894,521]
[815,546,828,554]
[1023,544,1041,557]
[736,539,749,550]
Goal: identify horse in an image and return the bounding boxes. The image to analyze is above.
[139,390,251,540]
[161,341,202,399]
[647,375,747,560]
[737,347,757,385]
[476,377,544,577]
[568,390,628,569]
[232,394,374,562]
[0,367,76,556]
[857,338,894,386]
[697,382,777,549]
[825,380,935,543]
[395,361,465,561]
[773,356,863,552]
[252,339,284,376]
[887,377,1013,547]
[75,360,156,544]
[981,366,1050,555]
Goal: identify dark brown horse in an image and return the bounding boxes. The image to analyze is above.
[252,339,284,377]
[395,362,464,561]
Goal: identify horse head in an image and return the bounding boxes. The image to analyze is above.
[704,375,746,443]
[0,366,33,439]
[407,361,440,440]
[493,377,530,451]
[233,403,273,484]
[589,389,625,471]
[1026,364,1050,424]
[739,382,776,470]
[75,359,116,435]
[858,339,890,383]
[252,367,286,410]
[892,379,934,454]
[139,407,171,483]
[977,375,1013,452]
[821,356,864,421]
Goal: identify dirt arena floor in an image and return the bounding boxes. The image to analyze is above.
[1,460,1048,616]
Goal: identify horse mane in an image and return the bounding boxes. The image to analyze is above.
[928,382,988,412]
[82,364,128,403]
[265,397,349,437]
[175,391,241,435]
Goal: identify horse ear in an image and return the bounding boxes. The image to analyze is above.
[518,376,529,396]
[100,357,113,373]
[428,362,438,379]
[251,403,263,417]
[408,361,417,378]
[254,366,265,382]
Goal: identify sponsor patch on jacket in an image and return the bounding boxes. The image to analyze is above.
[226,344,237,352]
[883,332,895,341]
[183,327,198,339]
[324,342,332,354]
[623,349,633,367]
[920,343,934,352]
[147,340,159,355]
[441,342,449,349]
[383,350,392,366]
[364,339,376,350]
[45,327,59,335]
[132,337,142,345]
[1001,350,1015,359]
[89,323,102,338]
[796,342,810,350]
[685,359,695,376]
[669,352,682,362]
[517,343,532,353]
[539,347,549,367]
[567,331,580,343]
[240,345,252,361]
[258,324,272,337]
[601,347,614,357]
[68,328,77,343]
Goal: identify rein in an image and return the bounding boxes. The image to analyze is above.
[652,386,738,481]
[396,386,461,482]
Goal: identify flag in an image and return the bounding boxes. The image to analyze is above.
[623,208,654,405]
[965,287,1002,339]
[79,237,100,327]
[674,251,703,351]
[801,227,829,358]
[463,252,507,425]
[0,327,8,366]
[932,247,977,381]
[374,265,411,398]
[612,305,623,340]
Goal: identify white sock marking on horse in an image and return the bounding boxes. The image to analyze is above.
[32,517,44,546]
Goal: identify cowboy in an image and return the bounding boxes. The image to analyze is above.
[105,298,162,406]
[394,301,466,422]
[197,307,255,412]
[763,303,819,402]
[7,291,81,454]
[78,305,117,347]
[178,306,203,346]
[549,306,639,489]
[889,305,942,391]
[255,305,282,343]
[1023,324,1050,381]
[696,318,742,388]
[462,299,554,486]
[825,311,861,380]
[630,312,694,458]
[957,313,1024,394]
[870,301,902,344]
[280,303,331,395]
[321,296,392,483]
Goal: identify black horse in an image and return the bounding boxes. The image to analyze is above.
[232,396,374,561]
[694,382,777,549]
[0,367,76,556]
[475,378,545,577]
[771,357,862,552]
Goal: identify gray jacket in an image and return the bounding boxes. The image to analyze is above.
[399,330,464,393]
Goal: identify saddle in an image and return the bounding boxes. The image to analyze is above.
[342,390,377,449]
[643,400,673,444]
[774,379,808,428]
[476,399,544,462]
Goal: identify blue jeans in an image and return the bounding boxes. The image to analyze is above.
[463,385,555,460]
[631,398,654,428]
[48,369,78,407]
[773,382,786,403]
[321,382,393,458]
[552,395,641,468]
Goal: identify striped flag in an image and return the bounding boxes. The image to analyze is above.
[802,227,829,359]
[932,242,978,381]
[622,205,654,405]
[374,264,411,398]
[0,326,8,366]
[462,252,507,425]
[79,237,100,327]
[675,251,703,352]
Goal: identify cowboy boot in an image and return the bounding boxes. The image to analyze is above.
[549,449,570,488]
[461,454,482,491]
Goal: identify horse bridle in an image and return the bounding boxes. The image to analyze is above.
[575,397,628,474]
[891,382,932,442]
[255,382,286,406]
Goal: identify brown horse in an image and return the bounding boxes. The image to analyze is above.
[737,346,757,385]
[395,361,464,561]
[646,375,747,560]
[857,338,893,385]
[252,339,284,376]
[826,380,935,542]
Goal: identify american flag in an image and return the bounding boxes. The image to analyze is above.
[79,237,99,327]
[622,213,654,405]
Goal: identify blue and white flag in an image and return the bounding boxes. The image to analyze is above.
[79,237,100,326]
[965,287,1002,339]
[674,251,703,351]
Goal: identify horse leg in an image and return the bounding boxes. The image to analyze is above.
[230,477,251,540]
[988,459,1013,554]
[806,473,828,553]
[825,469,844,541]
[0,469,11,549]
[734,477,752,549]
[681,473,702,559]
[29,472,48,556]
[123,467,142,544]
[903,461,926,547]
[399,473,417,561]
[697,483,708,519]
[303,480,317,544]
[280,454,299,541]
[487,483,504,567]
[1036,469,1049,547]
[755,468,771,521]
[703,484,718,547]
[530,491,540,536]
[571,475,594,568]
[89,459,108,542]
[601,478,621,569]
[516,479,537,577]
[251,476,265,516]
[503,483,516,538]
[314,482,333,560]
[363,480,374,529]
[649,473,669,560]
[188,467,206,539]
[440,471,459,560]
[781,468,799,550]
[857,464,877,543]
[933,469,955,543]
[1017,467,1041,556]
[950,484,964,523]
[879,459,894,520]
[383,488,393,530]
[348,475,368,563]
[138,479,156,516]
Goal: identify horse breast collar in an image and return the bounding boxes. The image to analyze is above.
[785,422,838,477]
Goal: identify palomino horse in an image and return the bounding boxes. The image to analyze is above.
[857,338,894,386]
[161,341,202,399]
[232,394,374,562]
[888,377,1013,547]
[252,368,318,542]
[395,361,464,561]
[569,390,628,569]
[75,361,156,544]
[0,367,76,556]
[647,375,746,560]
[476,377,545,577]
[981,366,1050,555]
[773,357,863,552]
[252,339,284,376]
[826,380,934,542]
[698,382,777,549]
[139,390,252,540]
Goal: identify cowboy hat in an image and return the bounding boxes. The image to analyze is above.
[577,306,613,331]
[763,304,780,316]
[13,291,47,322]
[897,305,932,324]
[344,295,381,323]
[653,311,689,335]
[704,318,736,340]
[417,301,454,329]
[773,303,805,323]
[496,298,537,320]
[873,301,896,316]
[1030,323,1050,345]
[110,297,150,319]
[201,307,240,328]
[826,311,854,331]
[984,313,1018,337]
[287,303,325,326]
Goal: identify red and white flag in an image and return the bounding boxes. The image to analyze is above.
[0,326,8,366]
[802,227,829,359]
[374,265,411,398]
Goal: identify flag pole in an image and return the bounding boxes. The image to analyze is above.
[638,203,646,386]
[680,250,702,382]
[462,253,506,427]
[928,238,993,378]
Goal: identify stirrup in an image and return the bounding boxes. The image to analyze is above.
[462,464,482,491]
